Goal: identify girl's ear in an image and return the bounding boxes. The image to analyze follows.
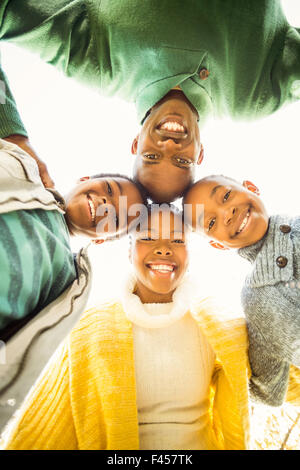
[209,240,229,250]
[242,180,260,195]
[91,238,105,245]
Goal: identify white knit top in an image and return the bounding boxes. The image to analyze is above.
[122,276,216,450]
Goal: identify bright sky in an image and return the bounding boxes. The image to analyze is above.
[1,0,300,314]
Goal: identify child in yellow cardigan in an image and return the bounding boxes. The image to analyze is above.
[2,205,252,450]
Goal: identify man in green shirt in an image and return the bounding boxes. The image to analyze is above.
[0,0,299,202]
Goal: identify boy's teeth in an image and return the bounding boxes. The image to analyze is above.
[87,197,96,222]
[237,211,250,234]
[148,264,174,272]
[160,121,185,132]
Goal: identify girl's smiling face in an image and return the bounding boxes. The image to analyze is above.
[130,209,189,303]
[184,176,269,249]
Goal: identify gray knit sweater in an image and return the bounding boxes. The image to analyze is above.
[238,215,300,407]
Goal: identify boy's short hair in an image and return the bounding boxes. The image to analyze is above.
[182,174,240,202]
[91,172,149,205]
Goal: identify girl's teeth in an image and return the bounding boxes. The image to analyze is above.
[149,264,174,272]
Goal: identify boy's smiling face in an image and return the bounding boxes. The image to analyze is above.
[65,176,144,239]
[184,176,269,249]
[130,209,189,303]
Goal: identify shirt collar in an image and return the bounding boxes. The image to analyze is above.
[135,74,213,128]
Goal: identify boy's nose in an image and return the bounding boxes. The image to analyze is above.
[224,207,237,226]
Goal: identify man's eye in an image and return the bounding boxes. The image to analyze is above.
[175,157,191,165]
[208,218,216,231]
[144,154,159,160]
[106,181,112,195]
[223,190,231,202]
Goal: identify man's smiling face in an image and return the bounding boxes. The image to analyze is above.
[132,90,204,203]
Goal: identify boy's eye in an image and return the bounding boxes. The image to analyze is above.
[223,190,231,202]
[208,218,216,231]
[106,181,112,195]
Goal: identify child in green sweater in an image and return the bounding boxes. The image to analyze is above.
[0,138,147,338]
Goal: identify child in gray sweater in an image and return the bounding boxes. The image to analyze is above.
[184,175,300,406]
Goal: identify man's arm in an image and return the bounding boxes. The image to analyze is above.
[0,50,54,186]
[2,134,54,187]
[0,0,96,187]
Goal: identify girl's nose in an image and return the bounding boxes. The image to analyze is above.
[154,246,172,256]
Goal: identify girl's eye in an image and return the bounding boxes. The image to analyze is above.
[208,218,216,231]
[106,182,112,195]
[223,190,231,202]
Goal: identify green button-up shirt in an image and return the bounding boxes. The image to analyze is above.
[0,0,299,134]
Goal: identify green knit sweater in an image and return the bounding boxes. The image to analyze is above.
[0,208,76,335]
[0,0,299,134]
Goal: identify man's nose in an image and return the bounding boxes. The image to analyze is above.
[153,245,173,256]
[157,138,182,150]
[224,207,237,225]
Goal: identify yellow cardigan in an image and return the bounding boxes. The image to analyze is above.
[2,299,252,450]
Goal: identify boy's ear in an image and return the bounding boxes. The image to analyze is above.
[131,135,139,155]
[91,238,105,245]
[197,142,204,165]
[242,180,260,196]
[209,240,229,250]
[77,176,91,184]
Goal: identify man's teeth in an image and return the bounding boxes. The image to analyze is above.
[148,264,174,272]
[237,211,250,234]
[87,197,96,222]
[160,121,185,132]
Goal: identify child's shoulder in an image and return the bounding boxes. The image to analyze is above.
[76,300,124,327]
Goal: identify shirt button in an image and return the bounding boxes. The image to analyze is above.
[279,224,291,234]
[276,256,288,268]
[199,68,210,80]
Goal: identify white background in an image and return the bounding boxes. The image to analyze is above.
[1,0,300,315]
